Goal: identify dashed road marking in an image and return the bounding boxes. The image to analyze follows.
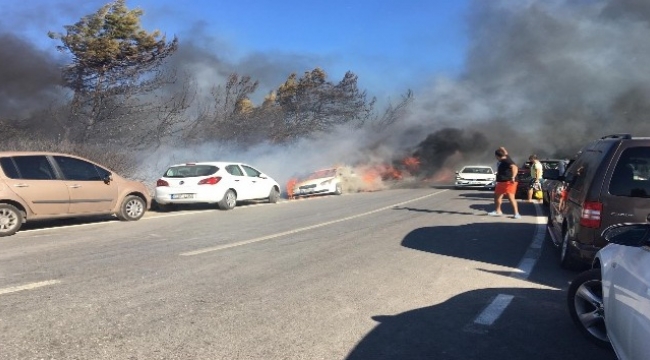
[474,294,515,326]
[0,280,61,296]
[180,190,448,256]
[472,202,546,327]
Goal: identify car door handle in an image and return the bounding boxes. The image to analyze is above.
[67,184,82,189]
[13,184,29,188]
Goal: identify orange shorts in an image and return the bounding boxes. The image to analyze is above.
[495,181,518,195]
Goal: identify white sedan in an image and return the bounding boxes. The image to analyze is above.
[154,162,281,210]
[292,166,361,197]
[567,223,650,360]
[454,165,496,189]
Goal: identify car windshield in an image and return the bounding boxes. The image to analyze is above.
[461,167,492,174]
[305,169,336,180]
[164,165,218,178]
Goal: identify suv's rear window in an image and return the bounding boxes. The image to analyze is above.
[164,165,218,178]
[609,147,650,198]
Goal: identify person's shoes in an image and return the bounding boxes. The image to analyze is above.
[512,214,522,219]
[488,211,503,216]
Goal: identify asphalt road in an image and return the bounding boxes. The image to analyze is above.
[0,186,617,360]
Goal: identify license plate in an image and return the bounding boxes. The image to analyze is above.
[171,193,196,199]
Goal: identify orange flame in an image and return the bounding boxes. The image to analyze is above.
[402,156,420,173]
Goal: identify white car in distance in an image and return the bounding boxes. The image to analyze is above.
[454,165,496,190]
[154,162,281,210]
[567,223,650,360]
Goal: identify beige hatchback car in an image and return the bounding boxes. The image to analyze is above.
[0,152,151,236]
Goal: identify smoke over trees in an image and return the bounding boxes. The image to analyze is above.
[7,0,650,183]
[0,0,414,175]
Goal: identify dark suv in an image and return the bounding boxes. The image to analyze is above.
[546,134,650,269]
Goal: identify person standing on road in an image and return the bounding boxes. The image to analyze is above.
[489,148,521,219]
[527,154,544,202]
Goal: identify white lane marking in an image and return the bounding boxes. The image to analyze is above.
[472,202,546,326]
[510,202,546,279]
[180,190,448,256]
[0,280,61,295]
[474,294,514,326]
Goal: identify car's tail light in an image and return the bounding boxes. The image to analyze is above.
[198,177,221,185]
[156,179,169,187]
[580,201,603,228]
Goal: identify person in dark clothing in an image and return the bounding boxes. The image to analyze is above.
[489,147,521,219]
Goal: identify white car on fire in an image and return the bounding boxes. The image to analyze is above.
[292,166,361,197]
[154,162,281,210]
[454,165,496,189]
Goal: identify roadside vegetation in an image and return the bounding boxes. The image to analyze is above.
[0,0,413,178]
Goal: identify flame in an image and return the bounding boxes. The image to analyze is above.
[402,156,420,173]
[286,178,298,199]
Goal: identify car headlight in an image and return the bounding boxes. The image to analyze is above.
[320,179,332,186]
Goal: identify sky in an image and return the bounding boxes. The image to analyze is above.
[4,0,650,184]
[2,0,470,102]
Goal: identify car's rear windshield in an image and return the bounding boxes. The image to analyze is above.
[305,169,336,180]
[164,165,218,178]
[609,147,650,198]
[461,167,492,174]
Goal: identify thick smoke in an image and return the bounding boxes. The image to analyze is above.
[4,0,650,187]
[0,34,65,119]
[401,0,650,166]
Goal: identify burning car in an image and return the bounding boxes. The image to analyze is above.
[454,165,496,190]
[292,166,361,197]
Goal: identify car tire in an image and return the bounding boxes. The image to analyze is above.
[560,229,581,270]
[0,203,22,237]
[268,188,280,203]
[334,183,343,195]
[567,268,611,349]
[116,195,146,221]
[218,189,237,210]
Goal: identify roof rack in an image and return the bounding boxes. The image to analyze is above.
[600,134,632,140]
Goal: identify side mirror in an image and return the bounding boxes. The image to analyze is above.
[103,173,113,184]
[602,223,650,247]
[455,171,459,175]
[258,173,268,179]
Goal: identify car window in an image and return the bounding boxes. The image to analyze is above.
[609,147,650,198]
[54,156,107,181]
[225,165,244,176]
[306,169,336,179]
[164,165,219,178]
[565,159,586,192]
[0,157,20,179]
[462,167,491,174]
[241,165,261,177]
[541,161,561,170]
[4,155,56,180]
